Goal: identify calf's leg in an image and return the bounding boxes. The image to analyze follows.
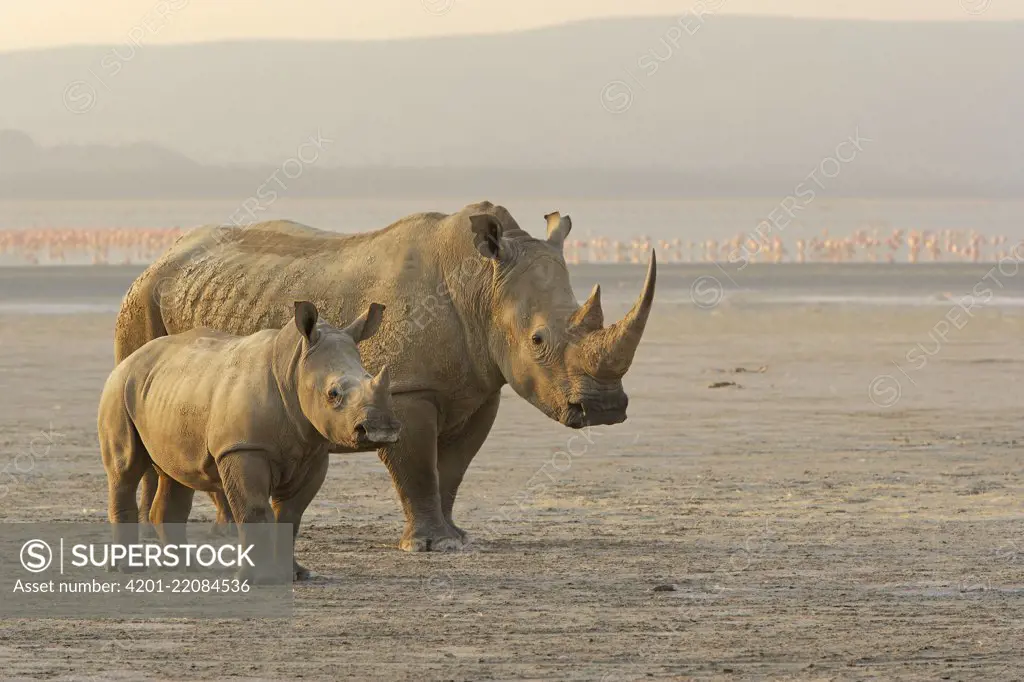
[271,452,329,581]
[141,477,233,536]
[217,450,276,581]
[150,474,195,547]
[114,274,169,539]
[209,491,235,535]
[138,468,159,538]
[99,400,149,568]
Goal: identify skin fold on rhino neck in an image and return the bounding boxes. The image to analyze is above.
[271,326,330,450]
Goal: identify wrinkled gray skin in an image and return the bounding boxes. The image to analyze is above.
[115,201,656,551]
[101,301,400,579]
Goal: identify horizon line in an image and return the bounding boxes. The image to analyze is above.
[2,13,1021,55]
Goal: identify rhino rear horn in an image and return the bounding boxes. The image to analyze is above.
[570,284,604,332]
[545,211,572,249]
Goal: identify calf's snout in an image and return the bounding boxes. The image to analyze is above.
[354,413,402,445]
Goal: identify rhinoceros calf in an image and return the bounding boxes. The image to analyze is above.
[116,201,655,551]
[100,301,400,580]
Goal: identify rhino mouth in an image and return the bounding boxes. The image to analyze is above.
[354,425,397,446]
[563,401,627,429]
[353,421,401,446]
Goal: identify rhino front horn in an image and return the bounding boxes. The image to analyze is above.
[370,366,391,393]
[602,250,657,374]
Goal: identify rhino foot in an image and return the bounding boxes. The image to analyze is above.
[293,561,313,582]
[234,566,287,586]
[138,523,157,540]
[451,522,469,538]
[448,524,472,545]
[399,529,468,553]
[208,521,236,538]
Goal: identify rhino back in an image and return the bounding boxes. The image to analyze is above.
[157,214,488,399]
[164,220,409,328]
[122,328,287,465]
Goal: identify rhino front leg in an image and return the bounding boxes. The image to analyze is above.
[218,451,274,524]
[379,396,464,552]
[271,452,329,581]
[217,450,277,583]
[437,392,501,542]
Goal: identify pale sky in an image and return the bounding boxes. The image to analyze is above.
[3,0,1021,51]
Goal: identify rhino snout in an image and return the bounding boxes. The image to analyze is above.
[564,393,629,429]
[354,417,402,445]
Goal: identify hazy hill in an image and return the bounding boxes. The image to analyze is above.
[0,129,197,173]
[0,16,1021,198]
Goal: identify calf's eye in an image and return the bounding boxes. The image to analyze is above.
[531,333,543,346]
[327,387,341,402]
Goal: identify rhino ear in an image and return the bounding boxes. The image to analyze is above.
[545,211,572,249]
[294,301,319,345]
[470,214,503,260]
[343,302,386,343]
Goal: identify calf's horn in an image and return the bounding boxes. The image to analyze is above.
[370,366,391,395]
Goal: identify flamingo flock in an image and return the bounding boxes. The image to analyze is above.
[565,227,1018,264]
[0,228,187,265]
[0,226,1019,266]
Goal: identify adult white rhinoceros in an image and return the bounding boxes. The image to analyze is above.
[115,201,656,551]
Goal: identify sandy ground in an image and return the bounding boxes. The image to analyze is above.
[0,293,1022,680]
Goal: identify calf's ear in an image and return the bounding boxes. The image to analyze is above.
[294,301,320,344]
[470,214,504,260]
[343,302,386,343]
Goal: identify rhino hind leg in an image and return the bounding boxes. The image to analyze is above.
[138,469,159,537]
[101,404,150,523]
[100,396,151,570]
[437,392,501,543]
[114,268,172,537]
[380,397,466,552]
[209,492,236,537]
[150,474,195,547]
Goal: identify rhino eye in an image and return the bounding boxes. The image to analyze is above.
[327,387,342,403]
[531,333,544,346]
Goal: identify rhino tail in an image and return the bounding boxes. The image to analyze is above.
[114,265,170,365]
